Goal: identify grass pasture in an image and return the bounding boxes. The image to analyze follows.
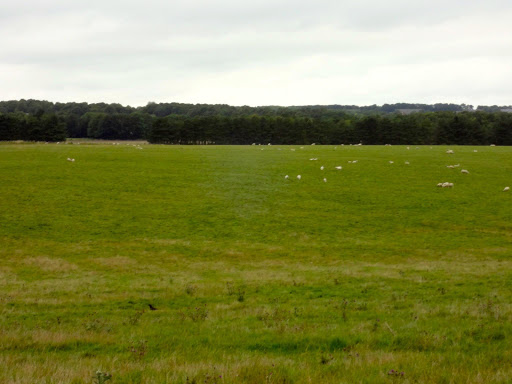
[0,142,511,384]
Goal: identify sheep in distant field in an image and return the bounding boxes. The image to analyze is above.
[67,158,75,162]
[442,182,454,188]
[389,161,394,164]
[320,166,324,170]
[297,175,301,180]
[437,183,443,187]
[323,178,327,182]
[504,187,510,192]
[405,161,410,165]
[309,158,317,161]
[335,166,342,170]
[461,169,469,174]
[491,144,496,146]
[473,150,478,152]
[454,164,460,167]
[447,165,454,169]
[285,175,289,179]
[446,149,454,154]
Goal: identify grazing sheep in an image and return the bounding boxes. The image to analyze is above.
[405,161,410,165]
[473,150,478,152]
[67,158,75,162]
[461,169,469,174]
[407,147,410,150]
[454,164,460,167]
[490,144,496,146]
[437,183,443,187]
[290,149,295,151]
[285,175,289,179]
[297,175,301,180]
[320,166,324,170]
[335,166,342,170]
[309,158,318,161]
[504,187,510,192]
[446,149,454,154]
[323,178,327,182]
[389,161,394,164]
[442,182,454,188]
[447,165,454,169]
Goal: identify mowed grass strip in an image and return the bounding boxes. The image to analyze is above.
[0,143,511,383]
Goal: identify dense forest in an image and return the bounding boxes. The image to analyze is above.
[1,99,511,144]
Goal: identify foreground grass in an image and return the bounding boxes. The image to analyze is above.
[0,143,511,383]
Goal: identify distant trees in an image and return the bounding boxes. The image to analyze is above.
[0,99,511,145]
[0,111,66,141]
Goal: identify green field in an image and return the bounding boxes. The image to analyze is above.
[1,143,511,384]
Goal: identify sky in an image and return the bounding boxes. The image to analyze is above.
[1,0,511,107]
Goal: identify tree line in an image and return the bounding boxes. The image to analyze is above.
[0,99,511,144]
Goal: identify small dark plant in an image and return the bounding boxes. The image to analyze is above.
[129,340,148,360]
[127,309,145,325]
[185,284,198,296]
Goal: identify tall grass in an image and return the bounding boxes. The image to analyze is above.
[0,143,511,383]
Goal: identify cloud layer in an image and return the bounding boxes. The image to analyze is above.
[1,0,511,106]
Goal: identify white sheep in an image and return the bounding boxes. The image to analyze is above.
[389,161,394,164]
[446,149,454,154]
[405,161,410,165]
[320,166,324,170]
[297,175,301,180]
[437,183,443,187]
[442,182,454,188]
[323,178,327,182]
[504,187,510,192]
[285,175,289,179]
[447,165,454,169]
[335,166,342,170]
[461,169,469,174]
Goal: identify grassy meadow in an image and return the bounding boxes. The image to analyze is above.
[0,142,511,384]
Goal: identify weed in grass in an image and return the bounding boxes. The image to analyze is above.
[93,370,112,384]
[178,304,209,322]
[185,284,198,296]
[126,309,145,326]
[320,353,334,365]
[226,281,247,302]
[387,369,405,378]
[129,340,148,361]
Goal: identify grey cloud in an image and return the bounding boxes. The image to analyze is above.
[1,0,511,106]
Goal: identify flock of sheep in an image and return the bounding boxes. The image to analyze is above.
[281,145,510,192]
[63,142,509,192]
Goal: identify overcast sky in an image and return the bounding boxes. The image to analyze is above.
[1,0,511,107]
